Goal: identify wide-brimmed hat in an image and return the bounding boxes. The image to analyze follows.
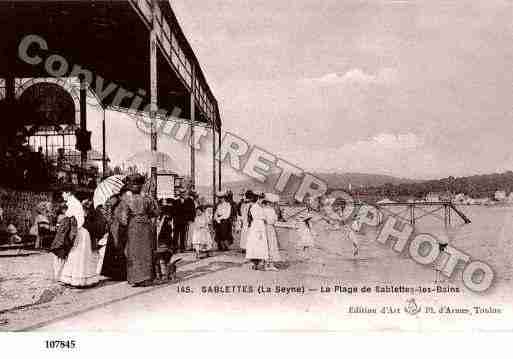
[125,173,145,186]
[264,193,280,203]
[126,184,143,192]
[255,191,265,199]
[60,184,75,193]
[124,174,145,193]
[7,224,17,234]
[216,189,227,197]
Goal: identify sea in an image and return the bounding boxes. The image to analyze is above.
[279,204,513,298]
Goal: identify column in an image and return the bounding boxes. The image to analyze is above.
[190,66,196,190]
[218,120,222,191]
[212,111,216,208]
[80,79,87,170]
[6,76,15,102]
[150,0,158,198]
[102,107,107,178]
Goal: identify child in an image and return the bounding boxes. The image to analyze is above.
[192,207,215,259]
[296,211,317,260]
[348,215,363,257]
[7,224,22,245]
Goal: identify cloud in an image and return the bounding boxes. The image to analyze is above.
[279,132,435,178]
[303,67,398,86]
[369,132,423,150]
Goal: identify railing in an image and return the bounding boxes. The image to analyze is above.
[127,0,215,121]
[108,105,214,128]
[374,201,471,226]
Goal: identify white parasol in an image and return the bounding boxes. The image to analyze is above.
[93,175,126,208]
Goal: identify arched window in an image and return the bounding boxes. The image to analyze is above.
[18,82,77,161]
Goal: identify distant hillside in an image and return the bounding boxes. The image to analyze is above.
[315,172,417,188]
[197,170,513,203]
[363,171,513,200]
[197,172,416,199]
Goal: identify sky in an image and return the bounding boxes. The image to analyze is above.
[90,0,513,185]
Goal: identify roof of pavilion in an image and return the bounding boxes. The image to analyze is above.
[0,0,221,130]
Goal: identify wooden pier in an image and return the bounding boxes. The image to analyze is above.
[374,201,471,227]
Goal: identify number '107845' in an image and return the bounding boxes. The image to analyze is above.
[45,340,76,349]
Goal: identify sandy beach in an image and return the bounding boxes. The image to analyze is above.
[1,204,512,331]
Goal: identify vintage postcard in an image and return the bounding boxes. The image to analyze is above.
[0,0,512,340]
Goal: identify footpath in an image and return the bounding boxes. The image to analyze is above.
[2,225,511,332]
[0,250,248,331]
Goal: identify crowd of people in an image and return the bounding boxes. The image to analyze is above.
[41,172,366,289]
[49,174,160,287]
[0,190,51,241]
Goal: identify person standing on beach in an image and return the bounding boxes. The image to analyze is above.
[184,191,197,251]
[192,206,215,259]
[214,190,233,251]
[124,174,160,287]
[172,189,190,253]
[295,196,323,261]
[101,191,130,281]
[263,193,281,271]
[238,190,253,252]
[52,191,102,288]
[245,192,268,270]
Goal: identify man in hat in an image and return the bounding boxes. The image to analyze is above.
[172,188,193,252]
[158,198,174,248]
[183,190,197,250]
[214,190,233,251]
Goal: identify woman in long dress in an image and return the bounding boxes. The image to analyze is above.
[82,200,109,275]
[101,192,129,280]
[245,193,268,270]
[54,192,102,287]
[192,207,215,259]
[125,175,159,287]
[238,191,252,252]
[263,194,281,271]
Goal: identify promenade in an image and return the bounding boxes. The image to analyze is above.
[2,224,512,332]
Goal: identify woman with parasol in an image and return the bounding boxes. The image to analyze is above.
[93,175,130,281]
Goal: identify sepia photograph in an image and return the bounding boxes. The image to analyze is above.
[0,0,512,344]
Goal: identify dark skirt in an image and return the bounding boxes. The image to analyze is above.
[215,220,234,247]
[101,232,127,281]
[126,218,155,284]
